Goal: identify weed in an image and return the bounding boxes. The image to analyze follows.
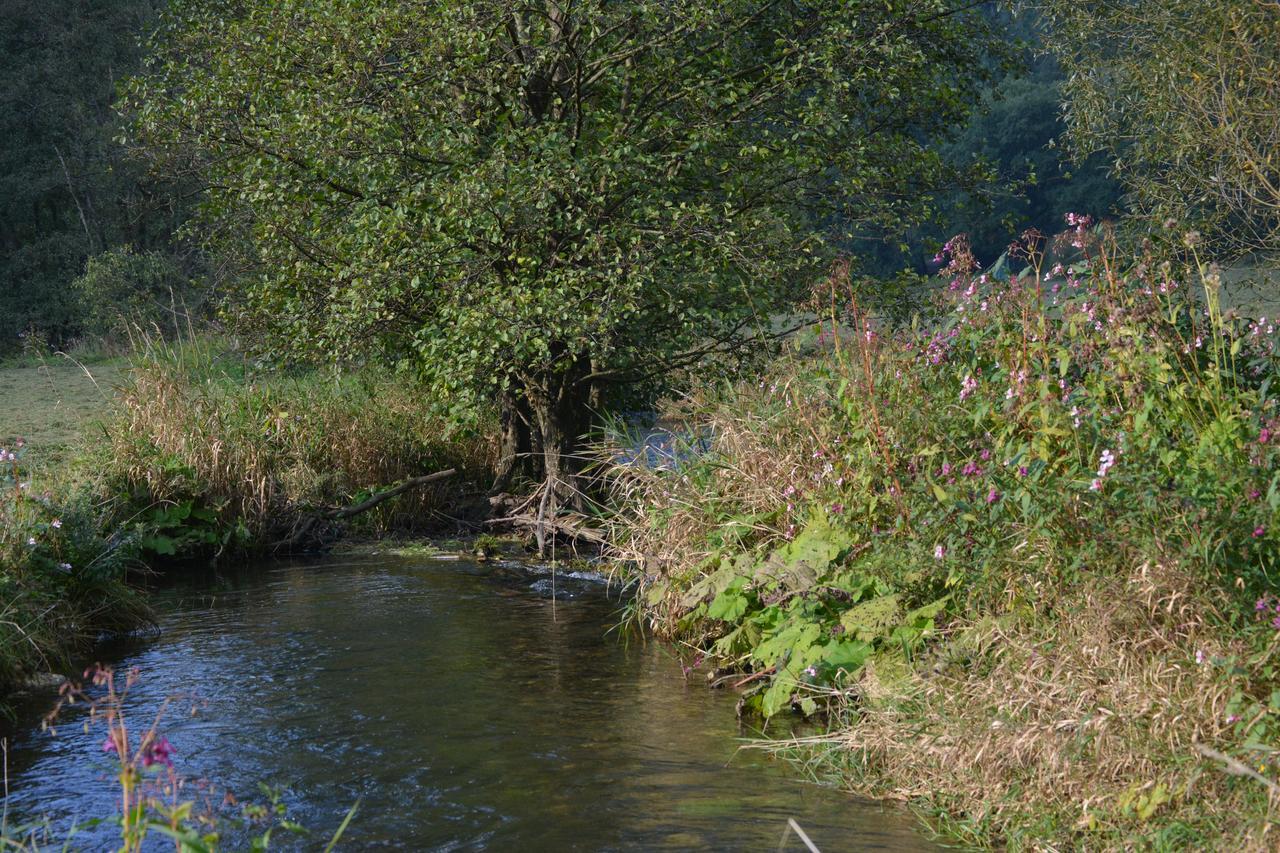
[605,220,1280,848]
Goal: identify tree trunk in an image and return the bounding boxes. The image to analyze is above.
[490,390,536,495]
[527,373,591,554]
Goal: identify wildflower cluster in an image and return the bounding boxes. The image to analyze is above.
[612,218,1280,848]
[41,665,343,851]
[614,213,1280,727]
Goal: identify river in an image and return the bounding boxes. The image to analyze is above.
[2,550,931,851]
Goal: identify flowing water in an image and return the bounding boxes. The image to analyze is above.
[2,551,932,851]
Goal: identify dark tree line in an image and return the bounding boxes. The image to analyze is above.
[0,0,190,351]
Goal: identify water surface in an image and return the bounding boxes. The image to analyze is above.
[3,552,930,851]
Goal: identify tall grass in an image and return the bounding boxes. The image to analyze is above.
[101,337,497,552]
[605,222,1280,848]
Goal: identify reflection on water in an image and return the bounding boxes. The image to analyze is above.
[3,554,931,851]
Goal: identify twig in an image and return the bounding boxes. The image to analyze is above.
[1194,742,1280,794]
[778,818,821,853]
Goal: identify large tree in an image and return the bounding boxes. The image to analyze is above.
[127,0,996,507]
[1029,0,1280,258]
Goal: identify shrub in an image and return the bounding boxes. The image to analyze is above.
[72,247,200,345]
[606,221,1280,847]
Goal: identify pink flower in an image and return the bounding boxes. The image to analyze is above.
[933,544,946,560]
[1255,526,1267,538]
[141,736,175,768]
[986,487,1000,504]
[102,736,118,754]
[50,519,62,529]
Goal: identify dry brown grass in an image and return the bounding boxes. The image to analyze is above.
[604,377,828,630]
[103,347,496,546]
[769,559,1280,849]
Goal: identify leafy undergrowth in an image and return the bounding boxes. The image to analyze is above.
[607,223,1280,849]
[0,447,150,706]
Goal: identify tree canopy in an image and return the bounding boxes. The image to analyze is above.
[127,0,998,498]
[1030,0,1280,258]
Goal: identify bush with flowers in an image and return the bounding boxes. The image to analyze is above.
[607,219,1280,847]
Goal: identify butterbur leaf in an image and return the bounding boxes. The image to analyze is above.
[707,577,749,621]
[839,594,901,642]
[821,639,872,670]
[761,673,796,718]
[143,535,177,555]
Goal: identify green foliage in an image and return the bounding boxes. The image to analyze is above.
[73,246,199,343]
[1030,0,1280,258]
[854,9,1125,274]
[652,510,946,719]
[931,65,1122,266]
[610,222,1280,844]
[125,0,1001,481]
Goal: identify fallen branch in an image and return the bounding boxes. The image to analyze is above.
[273,468,457,552]
[1193,742,1280,794]
[330,469,457,519]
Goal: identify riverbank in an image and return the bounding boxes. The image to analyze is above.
[0,339,495,710]
[605,236,1280,848]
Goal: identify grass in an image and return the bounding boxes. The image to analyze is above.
[101,336,497,546]
[604,227,1280,849]
[0,357,125,462]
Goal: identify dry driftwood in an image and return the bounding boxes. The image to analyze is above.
[273,468,457,552]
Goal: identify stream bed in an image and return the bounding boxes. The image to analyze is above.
[2,550,931,850]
